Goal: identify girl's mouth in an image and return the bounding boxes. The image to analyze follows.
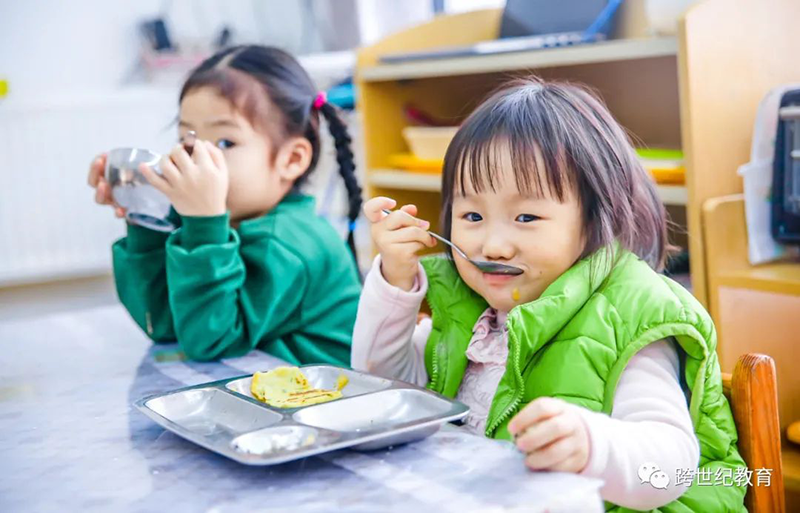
[482,272,519,285]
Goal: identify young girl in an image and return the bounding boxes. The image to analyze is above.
[353,78,746,511]
[88,45,362,365]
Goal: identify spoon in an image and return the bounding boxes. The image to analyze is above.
[381,209,523,275]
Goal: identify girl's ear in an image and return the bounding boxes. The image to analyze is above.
[275,136,312,183]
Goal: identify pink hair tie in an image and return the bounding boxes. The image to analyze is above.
[312,92,327,110]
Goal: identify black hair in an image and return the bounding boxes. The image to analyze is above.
[442,77,669,271]
[180,45,362,262]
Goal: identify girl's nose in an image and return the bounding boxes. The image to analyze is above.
[481,228,516,262]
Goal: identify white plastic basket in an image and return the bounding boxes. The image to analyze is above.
[738,84,800,264]
[402,126,459,160]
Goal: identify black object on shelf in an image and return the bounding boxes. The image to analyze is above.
[216,27,233,49]
[665,249,690,277]
[499,0,609,39]
[379,0,622,64]
[771,88,800,244]
[140,18,174,52]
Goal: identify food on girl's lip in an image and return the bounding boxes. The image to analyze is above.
[250,366,346,408]
[512,287,521,302]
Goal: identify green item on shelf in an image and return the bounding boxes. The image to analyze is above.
[636,148,684,161]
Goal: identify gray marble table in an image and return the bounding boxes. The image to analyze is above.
[0,304,602,512]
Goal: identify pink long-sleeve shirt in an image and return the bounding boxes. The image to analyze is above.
[351,256,700,510]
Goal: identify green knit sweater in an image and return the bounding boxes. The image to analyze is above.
[112,194,360,365]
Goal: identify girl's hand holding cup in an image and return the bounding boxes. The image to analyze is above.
[87,153,126,218]
[141,140,229,217]
[363,196,436,291]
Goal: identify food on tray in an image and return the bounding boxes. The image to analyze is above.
[250,366,346,408]
[335,373,349,391]
[232,427,316,455]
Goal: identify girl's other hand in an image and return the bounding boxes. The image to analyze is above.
[363,196,436,291]
[87,153,126,218]
[508,397,591,473]
[141,140,229,217]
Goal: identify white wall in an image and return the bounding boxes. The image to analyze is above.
[0,0,500,283]
[0,0,443,99]
[0,1,351,99]
[355,0,433,45]
[444,0,505,15]
[0,0,162,97]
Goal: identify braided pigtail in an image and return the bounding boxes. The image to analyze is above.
[317,101,362,266]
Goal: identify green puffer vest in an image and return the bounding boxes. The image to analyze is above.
[420,248,746,512]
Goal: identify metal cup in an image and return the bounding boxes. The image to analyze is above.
[105,147,174,232]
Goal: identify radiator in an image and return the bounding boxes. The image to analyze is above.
[0,89,177,286]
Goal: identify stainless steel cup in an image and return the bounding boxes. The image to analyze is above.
[105,147,174,232]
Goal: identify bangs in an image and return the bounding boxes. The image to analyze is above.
[446,88,576,202]
[439,77,669,271]
[180,67,282,138]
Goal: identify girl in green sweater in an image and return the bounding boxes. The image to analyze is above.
[354,78,746,511]
[87,45,362,365]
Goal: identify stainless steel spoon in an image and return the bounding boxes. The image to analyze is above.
[381,209,523,275]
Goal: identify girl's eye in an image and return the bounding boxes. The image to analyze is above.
[216,139,236,149]
[462,212,483,222]
[516,214,540,223]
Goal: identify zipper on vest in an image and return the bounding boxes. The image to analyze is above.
[485,330,524,436]
[427,341,441,392]
[425,299,444,393]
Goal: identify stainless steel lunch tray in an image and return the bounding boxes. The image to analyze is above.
[135,365,469,465]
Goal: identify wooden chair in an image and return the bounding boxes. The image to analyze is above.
[722,353,785,512]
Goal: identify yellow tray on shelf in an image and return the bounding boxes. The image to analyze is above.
[647,166,686,185]
[636,148,686,185]
[788,421,800,446]
[388,153,444,174]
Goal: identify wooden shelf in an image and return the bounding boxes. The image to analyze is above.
[370,170,440,192]
[657,184,688,206]
[717,263,800,297]
[369,169,688,205]
[360,37,677,82]
[784,445,800,492]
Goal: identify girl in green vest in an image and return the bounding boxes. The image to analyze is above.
[87,45,362,365]
[353,78,746,511]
